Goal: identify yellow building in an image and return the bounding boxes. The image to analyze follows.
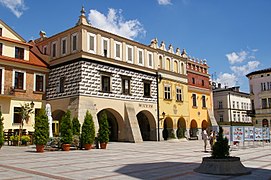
[0,19,48,134]
[149,41,189,140]
[187,58,215,139]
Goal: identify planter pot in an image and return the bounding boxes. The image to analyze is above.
[194,157,251,175]
[62,144,71,151]
[84,144,92,150]
[36,145,45,153]
[100,142,107,149]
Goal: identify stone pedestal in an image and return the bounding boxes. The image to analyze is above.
[194,157,251,176]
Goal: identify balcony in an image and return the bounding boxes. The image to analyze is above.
[246,110,255,117]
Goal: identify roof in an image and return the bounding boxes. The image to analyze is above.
[0,19,26,42]
[246,67,271,77]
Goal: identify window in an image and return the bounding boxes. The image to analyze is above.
[241,102,243,109]
[72,33,78,52]
[114,42,122,60]
[262,98,267,109]
[202,95,206,108]
[0,28,2,36]
[192,94,197,107]
[166,58,170,70]
[237,102,239,109]
[101,76,110,92]
[268,98,271,108]
[15,47,24,59]
[13,107,22,124]
[218,101,223,109]
[143,81,151,97]
[261,82,266,91]
[34,74,45,92]
[88,33,96,53]
[232,101,235,109]
[102,38,109,57]
[59,77,65,93]
[51,42,57,58]
[233,113,236,121]
[192,77,195,84]
[219,114,223,122]
[202,80,205,86]
[138,49,144,65]
[164,85,171,100]
[176,87,182,101]
[126,45,133,63]
[0,43,2,56]
[174,61,178,73]
[159,56,163,69]
[237,113,240,121]
[122,77,131,95]
[43,46,47,55]
[61,38,67,55]
[14,71,25,90]
[148,53,153,67]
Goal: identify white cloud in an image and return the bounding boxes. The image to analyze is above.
[216,73,237,87]
[88,8,146,40]
[158,0,172,5]
[230,61,260,76]
[225,50,247,64]
[0,0,27,18]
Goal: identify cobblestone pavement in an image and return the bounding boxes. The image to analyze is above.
[0,140,270,180]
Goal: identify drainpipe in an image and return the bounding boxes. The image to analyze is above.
[156,71,160,141]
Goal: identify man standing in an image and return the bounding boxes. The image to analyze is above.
[202,129,208,152]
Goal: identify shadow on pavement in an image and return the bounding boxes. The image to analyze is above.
[115,161,271,180]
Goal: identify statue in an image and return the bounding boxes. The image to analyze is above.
[45,103,53,138]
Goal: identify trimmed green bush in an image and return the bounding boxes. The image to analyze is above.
[0,111,4,147]
[81,111,95,145]
[176,128,186,139]
[98,111,110,143]
[72,117,81,136]
[212,126,230,158]
[60,110,73,144]
[34,109,49,145]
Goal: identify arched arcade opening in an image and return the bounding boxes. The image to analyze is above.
[163,117,173,140]
[136,110,156,141]
[190,120,198,138]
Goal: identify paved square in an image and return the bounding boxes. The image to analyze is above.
[0,140,270,180]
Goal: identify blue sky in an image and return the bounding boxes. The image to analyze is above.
[1,0,271,92]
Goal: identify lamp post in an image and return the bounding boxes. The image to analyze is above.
[156,72,162,141]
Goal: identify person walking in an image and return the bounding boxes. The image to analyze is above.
[209,130,214,150]
[202,129,208,152]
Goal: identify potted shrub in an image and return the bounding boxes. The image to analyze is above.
[0,111,4,149]
[72,117,81,136]
[194,126,251,175]
[81,111,95,150]
[34,109,49,152]
[21,135,30,146]
[10,135,20,146]
[60,110,73,151]
[98,111,110,149]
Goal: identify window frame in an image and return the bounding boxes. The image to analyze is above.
[61,37,67,56]
[87,32,96,54]
[43,45,47,55]
[219,114,223,122]
[13,106,22,124]
[102,37,109,57]
[101,75,111,93]
[218,101,223,109]
[202,95,206,108]
[148,52,153,68]
[164,84,171,100]
[15,46,24,60]
[192,93,197,107]
[34,73,46,92]
[143,80,151,97]
[126,45,134,63]
[137,48,144,66]
[176,87,182,102]
[114,41,122,60]
[51,41,57,58]
[13,69,26,90]
[71,33,78,52]
[0,43,2,56]
[121,76,131,95]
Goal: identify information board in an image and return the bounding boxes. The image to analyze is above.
[244,127,254,141]
[232,126,244,142]
[222,126,231,142]
[262,127,270,140]
[254,128,263,140]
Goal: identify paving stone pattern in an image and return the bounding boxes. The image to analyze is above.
[0,141,270,179]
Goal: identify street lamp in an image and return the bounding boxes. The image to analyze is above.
[30,101,35,108]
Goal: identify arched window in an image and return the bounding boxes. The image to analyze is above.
[174,61,178,73]
[166,58,170,71]
[181,63,184,74]
[159,56,163,69]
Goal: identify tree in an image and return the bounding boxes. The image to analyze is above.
[72,117,81,136]
[81,111,95,145]
[98,111,110,143]
[0,111,4,148]
[33,109,49,145]
[212,126,230,158]
[19,103,33,143]
[60,110,73,144]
